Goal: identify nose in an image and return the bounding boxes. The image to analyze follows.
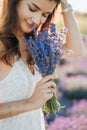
[32,13,42,26]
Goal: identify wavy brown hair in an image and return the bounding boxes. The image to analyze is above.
[0,0,61,65]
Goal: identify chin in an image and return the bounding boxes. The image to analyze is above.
[23,29,32,33]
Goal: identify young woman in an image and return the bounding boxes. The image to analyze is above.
[0,0,84,130]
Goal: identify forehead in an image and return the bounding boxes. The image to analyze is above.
[26,0,57,12]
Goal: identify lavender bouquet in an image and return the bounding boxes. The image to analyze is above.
[23,23,67,114]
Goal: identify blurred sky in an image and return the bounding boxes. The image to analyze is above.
[69,0,87,13]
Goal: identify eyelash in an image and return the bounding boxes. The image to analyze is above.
[42,14,48,18]
[29,6,48,18]
[29,6,37,12]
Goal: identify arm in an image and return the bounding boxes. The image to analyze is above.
[0,99,35,119]
[60,0,84,58]
[0,75,56,119]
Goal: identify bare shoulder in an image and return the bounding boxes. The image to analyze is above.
[0,60,12,81]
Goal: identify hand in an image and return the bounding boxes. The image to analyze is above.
[60,0,70,9]
[29,75,57,109]
[61,0,68,4]
[61,0,69,7]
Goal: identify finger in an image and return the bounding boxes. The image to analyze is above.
[47,88,55,94]
[38,75,54,85]
[51,88,56,94]
[43,88,53,94]
[46,93,53,100]
[42,81,56,89]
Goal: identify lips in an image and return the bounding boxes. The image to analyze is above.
[25,21,38,32]
[25,21,33,29]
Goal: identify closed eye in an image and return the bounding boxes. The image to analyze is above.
[28,3,52,18]
[42,13,49,18]
[28,6,37,12]
[29,6,49,18]
[42,12,52,18]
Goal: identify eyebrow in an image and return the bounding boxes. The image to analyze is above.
[31,2,52,14]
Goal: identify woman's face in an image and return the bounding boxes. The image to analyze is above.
[17,0,57,35]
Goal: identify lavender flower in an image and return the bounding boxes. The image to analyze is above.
[23,23,67,114]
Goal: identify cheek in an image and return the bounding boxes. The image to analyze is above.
[18,10,29,21]
[17,4,30,21]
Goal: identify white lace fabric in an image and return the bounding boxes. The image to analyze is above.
[0,59,45,130]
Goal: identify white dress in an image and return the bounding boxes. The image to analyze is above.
[0,59,46,130]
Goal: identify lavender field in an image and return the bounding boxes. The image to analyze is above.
[45,35,87,130]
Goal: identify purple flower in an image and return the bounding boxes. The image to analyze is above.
[23,23,67,114]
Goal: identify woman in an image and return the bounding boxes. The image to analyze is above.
[0,0,84,130]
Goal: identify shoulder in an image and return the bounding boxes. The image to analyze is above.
[0,60,12,81]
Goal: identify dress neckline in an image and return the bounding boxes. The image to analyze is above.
[19,58,36,76]
[0,58,40,83]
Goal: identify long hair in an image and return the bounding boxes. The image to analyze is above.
[0,0,61,65]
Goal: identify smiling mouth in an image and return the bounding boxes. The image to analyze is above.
[25,21,39,32]
[25,21,33,29]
